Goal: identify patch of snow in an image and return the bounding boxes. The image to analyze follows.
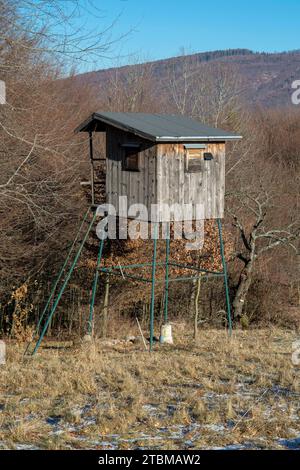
[278,437,300,450]
[15,444,40,450]
[202,423,226,432]
[142,404,158,415]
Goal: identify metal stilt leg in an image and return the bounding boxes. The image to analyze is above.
[31,212,97,355]
[88,236,105,335]
[24,209,91,356]
[150,222,158,352]
[164,222,170,324]
[217,218,232,336]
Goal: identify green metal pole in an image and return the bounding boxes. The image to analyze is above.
[37,209,90,329]
[32,212,97,355]
[100,261,165,270]
[150,222,158,352]
[164,222,170,323]
[24,208,90,356]
[217,218,232,336]
[99,269,151,283]
[88,236,105,335]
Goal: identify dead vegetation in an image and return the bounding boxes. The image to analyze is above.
[0,325,299,450]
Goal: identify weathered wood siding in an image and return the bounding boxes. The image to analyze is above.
[106,127,157,217]
[105,127,225,220]
[156,143,225,219]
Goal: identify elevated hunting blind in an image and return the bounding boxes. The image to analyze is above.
[27,113,242,355]
[75,112,242,220]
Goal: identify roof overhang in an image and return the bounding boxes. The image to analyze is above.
[74,112,158,141]
[156,136,242,142]
[75,112,243,142]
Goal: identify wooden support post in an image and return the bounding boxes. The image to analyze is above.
[101,272,110,338]
[194,274,202,340]
[89,131,95,206]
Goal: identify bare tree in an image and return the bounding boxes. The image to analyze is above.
[166,51,245,127]
[0,0,126,69]
[101,56,158,113]
[227,179,299,319]
[0,0,126,333]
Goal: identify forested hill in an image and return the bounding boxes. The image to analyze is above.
[76,48,300,108]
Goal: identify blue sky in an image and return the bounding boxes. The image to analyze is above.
[75,0,300,70]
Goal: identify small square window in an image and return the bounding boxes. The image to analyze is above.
[185,146,205,172]
[122,145,140,171]
[184,145,213,172]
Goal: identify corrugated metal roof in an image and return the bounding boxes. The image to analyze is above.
[75,112,242,142]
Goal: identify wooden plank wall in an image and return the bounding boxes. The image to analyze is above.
[105,127,225,220]
[156,143,225,219]
[106,127,157,217]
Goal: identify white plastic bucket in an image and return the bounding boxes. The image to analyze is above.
[0,340,6,365]
[159,323,173,344]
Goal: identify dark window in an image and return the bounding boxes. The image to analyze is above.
[122,145,140,171]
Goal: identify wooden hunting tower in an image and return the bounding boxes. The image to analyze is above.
[76,112,242,220]
[28,114,242,354]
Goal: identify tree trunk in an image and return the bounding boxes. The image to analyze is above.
[190,254,201,317]
[232,259,254,319]
[194,275,202,340]
[101,273,110,338]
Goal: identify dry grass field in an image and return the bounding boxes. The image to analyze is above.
[0,324,299,450]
